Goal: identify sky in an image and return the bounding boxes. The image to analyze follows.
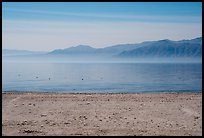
[2,2,202,51]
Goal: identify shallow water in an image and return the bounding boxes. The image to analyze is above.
[2,62,202,93]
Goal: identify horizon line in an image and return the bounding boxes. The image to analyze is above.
[3,36,202,52]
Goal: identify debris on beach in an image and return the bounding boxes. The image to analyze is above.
[41,114,47,117]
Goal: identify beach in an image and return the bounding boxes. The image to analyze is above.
[2,92,202,136]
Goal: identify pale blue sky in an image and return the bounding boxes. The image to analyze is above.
[2,2,202,51]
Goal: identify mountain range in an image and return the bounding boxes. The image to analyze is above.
[119,37,202,58]
[3,37,202,60]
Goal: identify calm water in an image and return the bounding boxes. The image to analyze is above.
[2,62,202,93]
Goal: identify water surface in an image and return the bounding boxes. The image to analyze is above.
[2,62,202,93]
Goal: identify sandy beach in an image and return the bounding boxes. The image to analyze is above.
[2,92,202,136]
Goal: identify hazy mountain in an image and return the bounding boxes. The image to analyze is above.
[177,37,202,45]
[3,37,202,62]
[48,37,202,58]
[2,49,47,56]
[95,44,141,55]
[48,43,154,56]
[118,37,202,58]
[49,45,96,55]
[48,44,139,57]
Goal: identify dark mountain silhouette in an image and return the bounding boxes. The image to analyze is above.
[3,37,202,60]
[118,37,202,58]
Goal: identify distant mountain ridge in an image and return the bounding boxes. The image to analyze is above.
[48,37,202,58]
[3,37,202,59]
[49,45,96,55]
[118,38,202,58]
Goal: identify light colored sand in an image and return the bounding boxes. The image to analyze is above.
[2,92,202,136]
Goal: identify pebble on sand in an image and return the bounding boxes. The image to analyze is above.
[41,114,47,117]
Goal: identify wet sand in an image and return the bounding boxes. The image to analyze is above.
[2,92,202,136]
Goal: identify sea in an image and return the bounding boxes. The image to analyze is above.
[2,62,202,93]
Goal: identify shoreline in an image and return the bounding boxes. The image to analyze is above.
[2,92,202,136]
[2,91,202,94]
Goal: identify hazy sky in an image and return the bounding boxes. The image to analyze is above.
[2,2,202,51]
